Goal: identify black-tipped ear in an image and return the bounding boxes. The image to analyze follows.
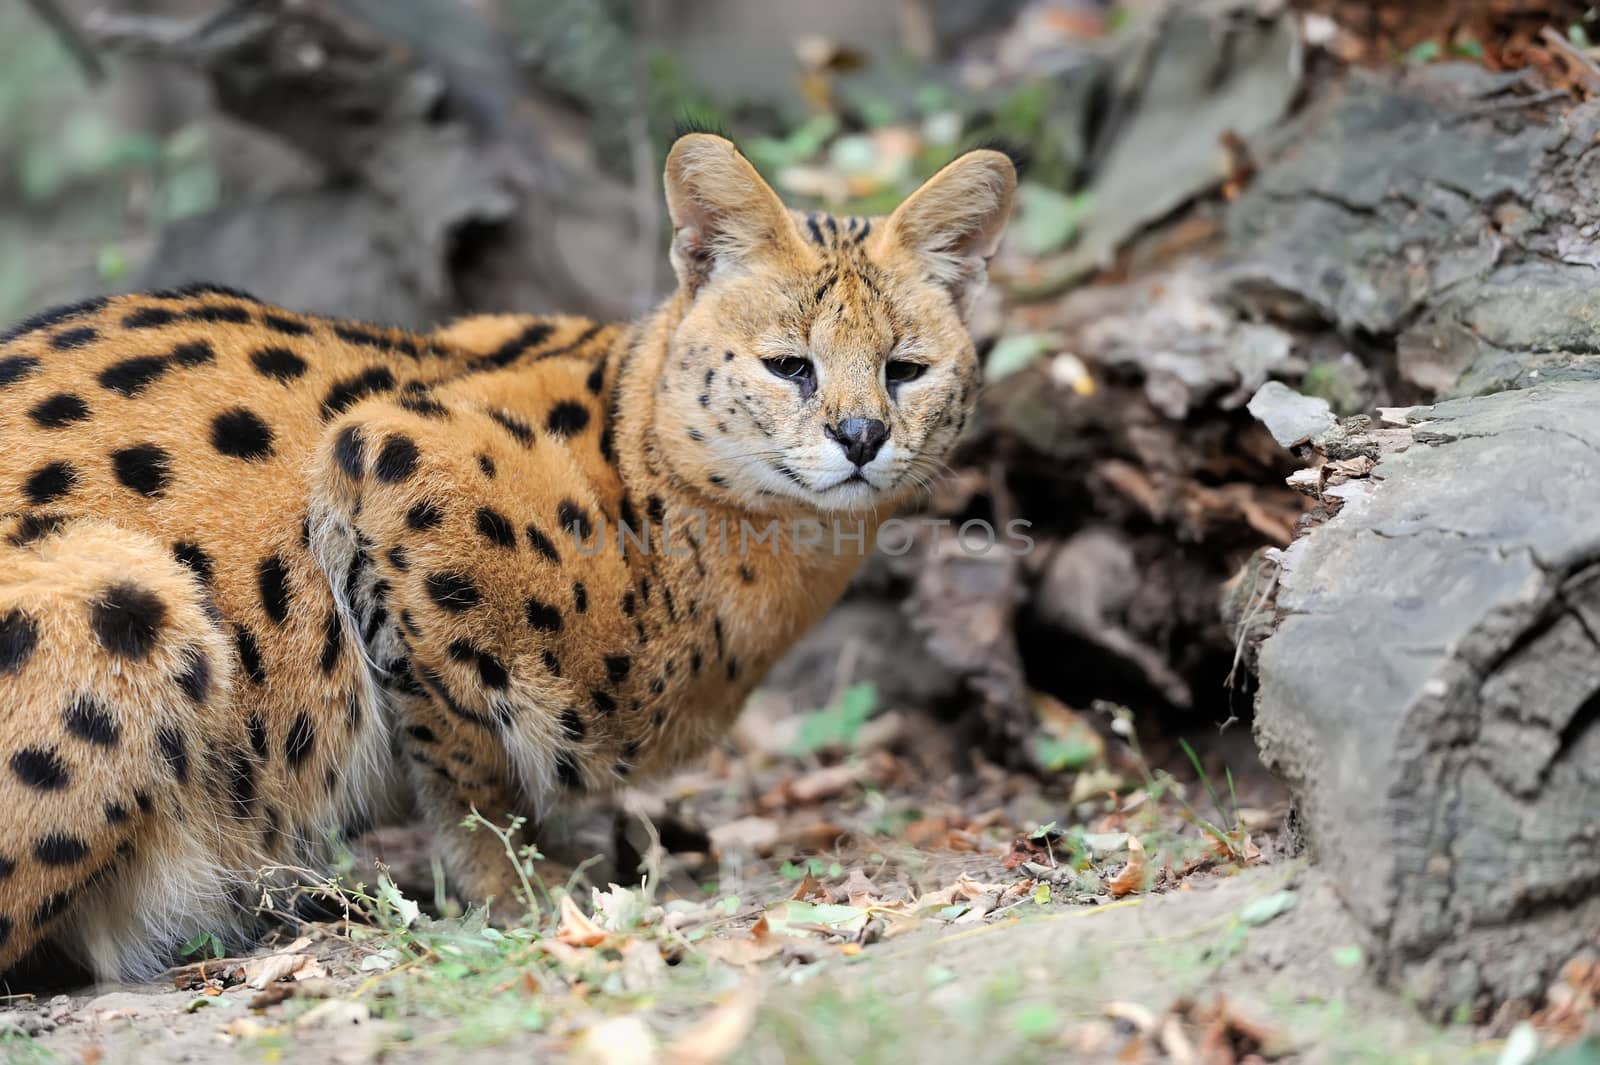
[965,139,1029,181]
[664,133,801,294]
[672,113,736,144]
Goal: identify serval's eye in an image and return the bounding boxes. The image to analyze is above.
[885,360,927,385]
[763,357,815,384]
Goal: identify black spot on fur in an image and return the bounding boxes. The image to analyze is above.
[557,500,592,541]
[151,282,259,302]
[605,655,632,683]
[426,572,480,613]
[257,555,292,624]
[23,461,78,505]
[322,366,396,418]
[407,500,443,530]
[599,425,615,464]
[334,322,417,358]
[555,753,583,790]
[451,640,510,689]
[334,424,365,479]
[122,306,177,329]
[621,592,636,617]
[263,313,312,336]
[178,649,212,703]
[591,690,617,715]
[647,495,665,525]
[476,453,496,478]
[226,749,257,815]
[10,513,66,547]
[475,507,517,549]
[489,409,535,447]
[572,581,587,613]
[29,392,91,428]
[11,748,69,791]
[585,361,606,394]
[186,303,251,324]
[91,583,167,659]
[64,699,119,747]
[251,345,308,382]
[546,400,590,436]
[235,626,266,684]
[557,708,587,742]
[159,728,190,782]
[171,340,215,366]
[0,295,107,343]
[0,355,41,388]
[112,443,173,497]
[0,610,40,674]
[525,524,560,562]
[211,408,275,460]
[406,724,438,743]
[105,801,131,825]
[485,321,555,367]
[173,541,215,583]
[34,833,89,866]
[524,598,562,632]
[320,608,342,673]
[99,355,171,397]
[387,545,410,571]
[374,434,419,483]
[399,385,450,419]
[286,712,316,769]
[245,714,268,760]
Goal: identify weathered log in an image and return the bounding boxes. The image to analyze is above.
[1230,64,1600,1015]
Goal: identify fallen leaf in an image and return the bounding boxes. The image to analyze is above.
[243,952,322,989]
[1108,836,1149,898]
[557,894,609,948]
[572,1016,658,1065]
[665,986,761,1065]
[248,985,295,1010]
[761,900,871,938]
[1238,890,1297,927]
[840,869,880,908]
[788,871,829,901]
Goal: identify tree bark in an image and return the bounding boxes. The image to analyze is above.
[1231,62,1600,1016]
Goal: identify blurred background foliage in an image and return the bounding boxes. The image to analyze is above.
[0,0,1138,324]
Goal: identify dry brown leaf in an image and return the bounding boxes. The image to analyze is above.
[1103,1000,1158,1034]
[557,895,609,948]
[1109,836,1149,898]
[840,869,880,908]
[243,952,322,990]
[664,986,761,1065]
[788,871,828,901]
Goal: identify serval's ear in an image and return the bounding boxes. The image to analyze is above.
[883,149,1017,317]
[664,133,802,294]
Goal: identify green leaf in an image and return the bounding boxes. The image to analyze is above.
[1011,1002,1060,1041]
[984,333,1059,383]
[1331,944,1363,968]
[1032,882,1051,906]
[1239,889,1297,927]
[791,682,878,755]
[1032,735,1099,772]
[1405,40,1442,64]
[762,900,871,937]
[377,873,421,930]
[1011,183,1091,257]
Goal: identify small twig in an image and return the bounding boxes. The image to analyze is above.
[1542,26,1600,96]
[22,0,106,83]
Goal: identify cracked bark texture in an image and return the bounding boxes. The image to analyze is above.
[1228,63,1600,1015]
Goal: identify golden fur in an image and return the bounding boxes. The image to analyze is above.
[0,135,1013,980]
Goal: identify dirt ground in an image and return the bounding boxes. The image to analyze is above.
[0,700,1514,1065]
